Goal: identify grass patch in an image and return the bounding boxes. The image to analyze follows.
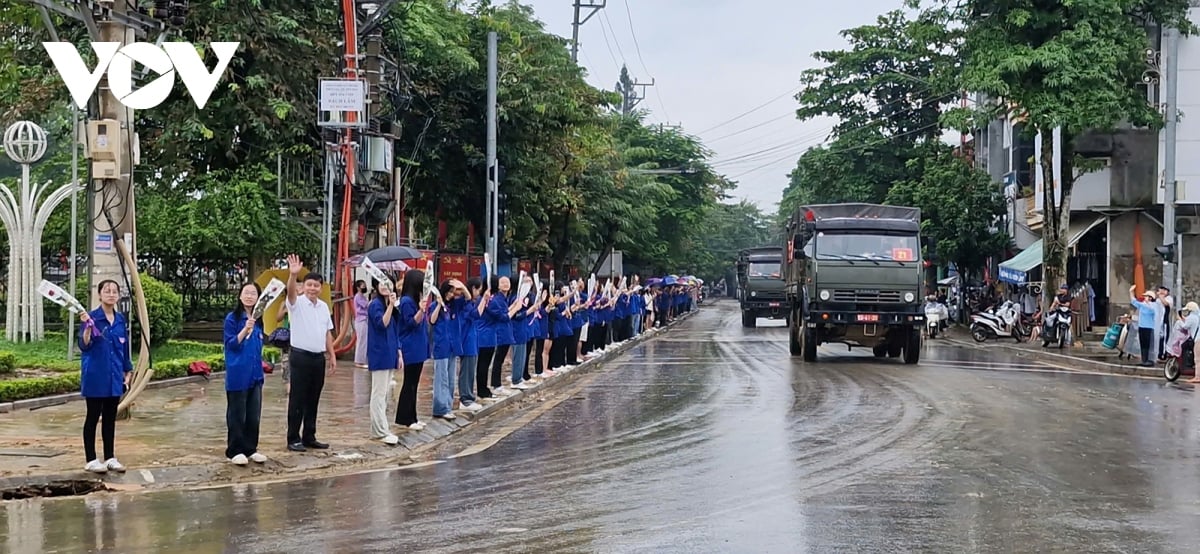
[0,332,281,403]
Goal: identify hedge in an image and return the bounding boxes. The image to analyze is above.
[0,354,227,403]
[0,351,15,374]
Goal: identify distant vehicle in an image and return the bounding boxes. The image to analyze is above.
[783,203,925,363]
[736,246,785,328]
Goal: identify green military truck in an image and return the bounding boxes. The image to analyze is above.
[736,246,786,328]
[783,204,925,363]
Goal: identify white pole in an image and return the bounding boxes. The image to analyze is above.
[68,111,79,359]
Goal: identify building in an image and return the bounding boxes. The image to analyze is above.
[979,10,1200,326]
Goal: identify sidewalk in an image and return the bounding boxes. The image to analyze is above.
[940,326,1162,378]
[0,317,688,497]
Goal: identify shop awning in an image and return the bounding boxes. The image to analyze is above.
[997,214,1106,285]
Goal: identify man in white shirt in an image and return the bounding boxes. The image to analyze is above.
[283,254,336,452]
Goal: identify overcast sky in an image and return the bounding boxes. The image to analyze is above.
[521,0,902,213]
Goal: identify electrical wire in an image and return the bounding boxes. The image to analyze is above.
[619,0,669,121]
[694,85,804,136]
[727,120,943,181]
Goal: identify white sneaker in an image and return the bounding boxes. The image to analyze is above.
[439,412,458,420]
[408,421,426,431]
[462,402,484,412]
[104,458,126,472]
[249,452,268,463]
[230,454,249,466]
[493,386,512,396]
[381,434,399,445]
[85,460,108,474]
[513,382,530,390]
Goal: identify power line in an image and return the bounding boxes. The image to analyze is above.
[695,85,803,136]
[621,0,652,77]
[727,121,943,181]
[600,10,628,65]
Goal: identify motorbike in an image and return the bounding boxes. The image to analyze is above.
[1164,326,1197,382]
[970,300,1027,342]
[1040,305,1073,348]
[924,299,949,338]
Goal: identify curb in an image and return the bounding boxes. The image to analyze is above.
[0,312,696,496]
[940,336,1162,378]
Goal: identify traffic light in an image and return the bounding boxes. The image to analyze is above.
[1155,243,1176,263]
[488,163,506,184]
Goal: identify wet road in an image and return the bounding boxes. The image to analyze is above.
[5,300,1200,553]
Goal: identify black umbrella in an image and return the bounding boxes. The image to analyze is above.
[362,245,423,262]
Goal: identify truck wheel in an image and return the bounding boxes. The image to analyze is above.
[802,327,818,362]
[789,319,802,355]
[903,328,921,364]
[742,311,757,328]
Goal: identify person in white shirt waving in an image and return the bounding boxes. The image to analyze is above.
[283,254,337,452]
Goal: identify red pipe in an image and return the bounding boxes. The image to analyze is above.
[333,0,359,356]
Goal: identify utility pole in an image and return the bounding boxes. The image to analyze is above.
[615,66,654,116]
[570,0,606,63]
[486,31,499,264]
[23,0,165,307]
[1163,25,1180,296]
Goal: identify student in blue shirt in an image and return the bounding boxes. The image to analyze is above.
[459,278,485,412]
[432,279,469,419]
[366,279,401,445]
[222,282,268,466]
[77,279,133,474]
[395,270,432,430]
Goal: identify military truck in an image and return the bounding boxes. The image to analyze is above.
[783,204,925,363]
[735,246,786,328]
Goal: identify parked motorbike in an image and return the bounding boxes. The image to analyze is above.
[1164,328,1197,382]
[970,300,1027,342]
[924,299,949,338]
[1040,305,1073,348]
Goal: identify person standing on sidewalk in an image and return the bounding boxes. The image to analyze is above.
[432,279,468,420]
[1130,285,1164,367]
[458,278,485,412]
[353,280,370,369]
[77,279,132,474]
[283,254,336,452]
[395,270,432,430]
[366,280,401,445]
[222,282,268,466]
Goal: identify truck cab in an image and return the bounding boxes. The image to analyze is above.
[736,246,786,328]
[784,204,925,363]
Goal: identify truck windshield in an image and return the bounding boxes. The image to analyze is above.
[815,233,919,262]
[748,262,781,278]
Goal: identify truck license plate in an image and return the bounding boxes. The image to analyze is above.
[856,314,879,323]
[769,302,780,307]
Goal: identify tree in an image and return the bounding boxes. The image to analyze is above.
[886,146,1009,279]
[950,0,1193,301]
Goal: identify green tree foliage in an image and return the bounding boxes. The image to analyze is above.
[949,0,1193,298]
[0,0,745,282]
[886,148,1008,280]
[779,8,958,215]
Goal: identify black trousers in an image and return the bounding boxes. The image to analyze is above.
[1139,327,1155,364]
[287,349,326,445]
[83,396,119,462]
[550,335,571,369]
[395,362,424,426]
[569,328,582,365]
[524,339,536,379]
[476,347,496,398]
[226,382,262,458]
[490,344,511,388]
[533,338,546,374]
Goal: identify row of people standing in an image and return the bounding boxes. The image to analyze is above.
[73,254,703,471]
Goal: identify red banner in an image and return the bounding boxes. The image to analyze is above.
[413,250,436,271]
[469,255,484,279]
[518,259,533,275]
[439,253,468,283]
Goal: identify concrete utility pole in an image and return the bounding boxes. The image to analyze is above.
[486,31,499,264]
[570,0,606,63]
[616,69,654,116]
[1163,25,1180,295]
[23,0,165,308]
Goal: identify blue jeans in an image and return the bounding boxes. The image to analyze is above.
[510,342,528,385]
[632,313,642,336]
[458,355,477,405]
[432,357,453,416]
